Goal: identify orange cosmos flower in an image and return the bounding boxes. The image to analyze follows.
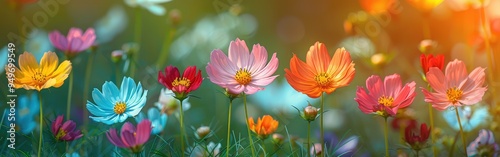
[285,42,355,98]
[7,52,72,91]
[248,115,279,139]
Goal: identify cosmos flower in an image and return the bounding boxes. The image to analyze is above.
[135,108,167,134]
[106,120,152,154]
[155,88,191,116]
[87,77,148,125]
[51,115,83,141]
[310,143,323,157]
[404,123,431,151]
[16,94,40,134]
[7,52,72,91]
[206,38,279,95]
[321,132,359,156]
[189,142,221,157]
[285,42,355,98]
[420,54,444,74]
[248,115,279,139]
[467,129,499,157]
[422,59,487,111]
[49,28,96,57]
[158,66,202,99]
[443,106,490,132]
[124,0,171,16]
[355,74,416,117]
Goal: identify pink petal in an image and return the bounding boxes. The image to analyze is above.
[121,130,136,147]
[459,87,487,105]
[393,81,416,109]
[383,74,402,98]
[228,38,250,68]
[426,67,447,93]
[68,38,84,53]
[136,120,152,145]
[52,115,64,135]
[67,28,83,39]
[250,75,278,87]
[467,67,486,89]
[227,84,245,95]
[49,31,68,51]
[354,87,377,114]
[248,44,268,73]
[209,49,238,77]
[81,28,96,48]
[253,53,279,79]
[422,88,452,111]
[445,59,468,88]
[366,75,384,99]
[243,85,263,95]
[106,129,126,147]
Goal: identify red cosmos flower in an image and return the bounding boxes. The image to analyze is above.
[420,54,444,75]
[404,123,431,151]
[158,66,202,100]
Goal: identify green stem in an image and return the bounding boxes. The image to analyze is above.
[449,131,460,157]
[384,117,389,157]
[115,63,121,84]
[131,7,142,78]
[416,150,419,157]
[455,107,468,155]
[261,139,266,156]
[308,122,311,157]
[320,93,324,157]
[226,100,233,157]
[428,103,437,157]
[66,72,73,119]
[38,92,43,157]
[243,94,256,157]
[82,51,96,126]
[157,28,177,68]
[179,99,185,157]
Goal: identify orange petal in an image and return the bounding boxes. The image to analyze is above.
[306,42,330,74]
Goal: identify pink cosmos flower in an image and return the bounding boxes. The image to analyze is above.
[49,28,96,57]
[206,38,278,95]
[106,120,152,153]
[355,74,416,117]
[422,59,487,111]
[51,115,83,141]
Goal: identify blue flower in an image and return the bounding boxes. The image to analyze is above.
[443,105,490,132]
[87,77,148,125]
[251,80,318,114]
[24,29,52,61]
[320,131,359,156]
[16,94,40,134]
[135,107,167,134]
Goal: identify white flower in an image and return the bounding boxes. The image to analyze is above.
[95,5,127,44]
[190,142,221,157]
[155,88,191,116]
[124,0,171,16]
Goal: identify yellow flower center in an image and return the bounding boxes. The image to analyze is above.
[172,77,191,87]
[114,101,127,114]
[378,96,394,107]
[446,87,463,104]
[31,70,47,84]
[314,73,332,87]
[56,129,67,140]
[235,68,252,85]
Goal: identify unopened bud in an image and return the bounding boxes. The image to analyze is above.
[272,133,284,145]
[225,89,240,101]
[169,9,181,27]
[196,126,211,139]
[419,39,437,54]
[303,105,319,122]
[111,50,124,63]
[310,143,322,156]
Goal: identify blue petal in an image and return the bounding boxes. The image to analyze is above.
[91,88,114,110]
[102,81,121,102]
[120,77,137,103]
[87,101,114,117]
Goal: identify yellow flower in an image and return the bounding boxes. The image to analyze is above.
[8,52,72,91]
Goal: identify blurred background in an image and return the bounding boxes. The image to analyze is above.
[1,0,500,156]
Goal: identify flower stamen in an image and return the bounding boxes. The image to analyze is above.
[172,77,191,87]
[446,87,463,104]
[114,101,127,114]
[378,96,394,107]
[235,68,252,85]
[314,73,332,87]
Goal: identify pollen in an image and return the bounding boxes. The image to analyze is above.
[446,87,463,104]
[172,77,191,87]
[31,70,47,84]
[314,73,332,87]
[56,129,67,140]
[235,68,252,85]
[378,96,394,107]
[114,101,127,114]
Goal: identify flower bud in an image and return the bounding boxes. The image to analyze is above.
[303,105,319,122]
[196,126,211,139]
[111,50,124,63]
[122,42,140,56]
[272,133,284,145]
[224,88,240,101]
[310,143,322,156]
[419,39,437,54]
[169,9,181,27]
[371,53,387,66]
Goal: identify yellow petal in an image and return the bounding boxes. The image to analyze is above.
[18,52,39,73]
[40,51,59,74]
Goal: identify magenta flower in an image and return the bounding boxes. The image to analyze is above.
[355,74,416,117]
[49,27,96,57]
[467,129,499,157]
[106,119,152,153]
[422,59,487,111]
[206,38,279,95]
[51,115,83,141]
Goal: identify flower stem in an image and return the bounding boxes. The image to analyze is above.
[308,122,311,157]
[115,63,121,84]
[455,107,468,155]
[320,93,324,157]
[243,94,256,157]
[383,117,389,157]
[156,27,176,69]
[226,99,233,157]
[428,103,437,157]
[131,7,142,78]
[38,92,43,157]
[66,72,73,119]
[179,99,185,157]
[82,50,96,126]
